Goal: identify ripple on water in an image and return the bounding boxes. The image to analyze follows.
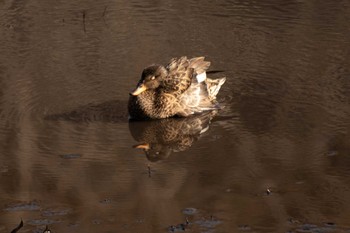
[42,208,71,217]
[4,201,40,211]
[182,207,198,215]
[0,1,350,233]
[27,219,59,225]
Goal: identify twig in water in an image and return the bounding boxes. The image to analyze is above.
[102,6,108,26]
[148,164,151,177]
[10,219,23,233]
[102,6,108,18]
[82,10,86,33]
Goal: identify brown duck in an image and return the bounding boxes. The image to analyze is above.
[128,56,226,120]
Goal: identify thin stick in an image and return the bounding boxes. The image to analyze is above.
[10,219,23,233]
[102,6,108,26]
[148,164,151,177]
[102,6,107,18]
[82,10,86,33]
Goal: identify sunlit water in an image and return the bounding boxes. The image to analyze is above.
[1,0,350,232]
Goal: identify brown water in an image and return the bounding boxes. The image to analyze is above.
[1,0,350,232]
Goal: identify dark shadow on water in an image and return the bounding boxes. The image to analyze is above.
[129,111,218,162]
[44,100,129,123]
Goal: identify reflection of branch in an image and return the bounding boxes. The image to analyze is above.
[102,6,108,18]
[102,6,108,26]
[10,219,23,233]
[82,10,86,33]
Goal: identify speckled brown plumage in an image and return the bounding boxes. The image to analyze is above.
[128,56,225,120]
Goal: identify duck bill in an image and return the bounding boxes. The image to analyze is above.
[133,143,150,150]
[130,84,147,96]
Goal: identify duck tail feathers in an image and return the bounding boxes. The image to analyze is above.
[206,77,226,100]
[189,57,211,75]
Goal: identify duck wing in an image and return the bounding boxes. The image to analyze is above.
[189,57,211,75]
[180,81,219,114]
[162,56,212,95]
[162,56,193,95]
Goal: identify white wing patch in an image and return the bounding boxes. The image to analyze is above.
[196,72,207,83]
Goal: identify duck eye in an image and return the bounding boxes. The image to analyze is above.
[151,76,155,80]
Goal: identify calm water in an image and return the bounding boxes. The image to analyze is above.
[1,0,350,232]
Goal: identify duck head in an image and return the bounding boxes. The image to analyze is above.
[130,65,167,96]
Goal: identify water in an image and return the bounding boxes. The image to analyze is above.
[1,0,350,232]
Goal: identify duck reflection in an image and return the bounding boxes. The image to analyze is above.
[129,111,217,161]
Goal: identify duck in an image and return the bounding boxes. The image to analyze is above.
[128,56,226,120]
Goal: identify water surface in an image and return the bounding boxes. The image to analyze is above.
[1,0,350,232]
